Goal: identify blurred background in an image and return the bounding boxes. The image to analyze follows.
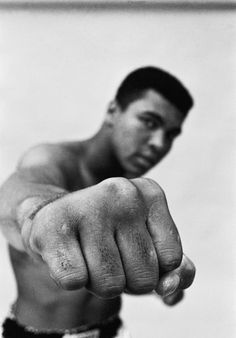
[0,1,235,337]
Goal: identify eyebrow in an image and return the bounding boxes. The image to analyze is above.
[143,111,164,125]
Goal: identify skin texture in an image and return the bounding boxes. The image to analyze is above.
[0,89,195,331]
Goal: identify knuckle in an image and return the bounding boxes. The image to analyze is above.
[54,269,88,290]
[103,178,139,204]
[127,274,157,294]
[23,217,45,254]
[160,248,182,272]
[92,275,125,298]
[108,177,136,194]
[137,177,166,202]
[142,177,164,192]
[57,221,74,238]
[44,245,88,290]
[151,181,166,201]
[102,177,129,191]
[139,177,159,188]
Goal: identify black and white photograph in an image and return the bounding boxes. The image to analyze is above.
[0,1,235,337]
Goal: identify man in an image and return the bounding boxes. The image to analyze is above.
[0,66,196,338]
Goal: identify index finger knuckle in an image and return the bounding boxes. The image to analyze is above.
[135,177,166,202]
[103,177,140,206]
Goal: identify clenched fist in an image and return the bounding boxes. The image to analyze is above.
[19,177,195,298]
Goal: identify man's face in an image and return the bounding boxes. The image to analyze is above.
[109,89,186,177]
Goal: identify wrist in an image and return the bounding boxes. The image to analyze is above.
[17,193,67,227]
[17,193,67,253]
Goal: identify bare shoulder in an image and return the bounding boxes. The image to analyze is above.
[17,141,83,189]
[18,142,79,169]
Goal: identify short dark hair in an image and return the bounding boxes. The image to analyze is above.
[115,66,193,116]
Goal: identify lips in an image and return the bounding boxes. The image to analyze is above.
[134,155,156,168]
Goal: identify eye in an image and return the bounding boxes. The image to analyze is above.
[140,116,160,130]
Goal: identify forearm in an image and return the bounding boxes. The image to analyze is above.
[0,171,68,251]
[0,174,196,298]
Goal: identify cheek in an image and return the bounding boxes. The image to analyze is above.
[121,126,146,151]
[113,119,149,156]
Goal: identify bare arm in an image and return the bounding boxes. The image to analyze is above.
[0,143,76,251]
[0,143,195,299]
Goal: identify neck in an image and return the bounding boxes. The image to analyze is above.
[80,124,125,185]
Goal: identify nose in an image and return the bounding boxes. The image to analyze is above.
[148,130,167,152]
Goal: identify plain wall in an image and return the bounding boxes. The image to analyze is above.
[0,6,235,338]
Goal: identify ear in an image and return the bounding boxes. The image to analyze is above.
[104,100,120,126]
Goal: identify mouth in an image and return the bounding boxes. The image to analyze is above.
[134,155,157,168]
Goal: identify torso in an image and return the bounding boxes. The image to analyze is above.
[10,247,121,330]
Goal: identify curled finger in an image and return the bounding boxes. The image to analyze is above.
[156,253,196,297]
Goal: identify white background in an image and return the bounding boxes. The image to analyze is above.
[0,3,235,337]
